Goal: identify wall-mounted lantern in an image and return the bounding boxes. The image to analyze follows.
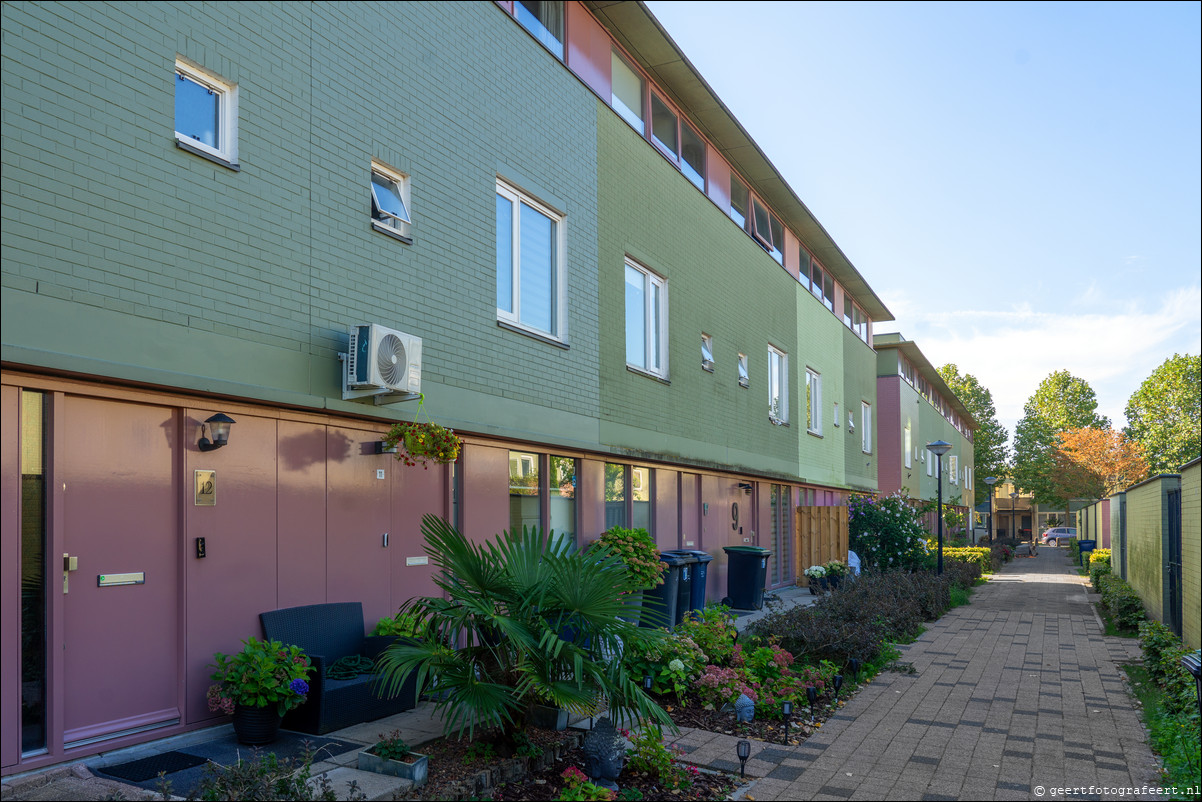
[198,413,236,452]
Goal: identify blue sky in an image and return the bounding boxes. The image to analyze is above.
[647,1,1201,443]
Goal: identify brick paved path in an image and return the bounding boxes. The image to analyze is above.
[671,548,1165,801]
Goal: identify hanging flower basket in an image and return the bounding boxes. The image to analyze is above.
[382,395,462,468]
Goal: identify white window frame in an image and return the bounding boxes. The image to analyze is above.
[949,455,959,485]
[624,258,667,378]
[806,369,822,434]
[701,333,714,372]
[861,402,872,453]
[768,345,788,424]
[904,423,912,468]
[174,60,237,166]
[611,49,645,134]
[496,179,566,340]
[927,451,934,477]
[370,161,412,241]
[737,353,749,388]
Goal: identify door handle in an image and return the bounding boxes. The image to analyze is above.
[63,552,78,594]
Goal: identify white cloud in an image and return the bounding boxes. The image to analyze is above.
[877,285,1202,442]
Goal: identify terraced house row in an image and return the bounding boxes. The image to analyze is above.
[0,0,974,773]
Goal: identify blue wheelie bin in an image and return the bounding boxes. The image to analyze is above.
[641,552,690,630]
[668,549,714,617]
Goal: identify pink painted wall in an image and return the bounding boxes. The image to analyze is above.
[876,376,902,496]
[654,469,679,551]
[462,444,510,544]
[276,420,328,610]
[565,1,610,99]
[1,386,19,769]
[184,410,279,725]
[1101,498,1111,548]
[326,425,392,625]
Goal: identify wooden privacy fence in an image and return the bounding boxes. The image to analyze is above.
[794,505,849,586]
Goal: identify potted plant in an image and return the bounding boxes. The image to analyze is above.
[358,730,428,787]
[381,395,462,468]
[824,560,847,589]
[803,564,827,595]
[207,637,313,745]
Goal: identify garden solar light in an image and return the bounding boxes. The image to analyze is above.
[849,657,861,678]
[643,675,653,691]
[781,700,793,744]
[833,674,844,704]
[736,739,751,777]
[806,685,819,721]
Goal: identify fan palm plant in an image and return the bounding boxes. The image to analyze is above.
[376,514,673,748]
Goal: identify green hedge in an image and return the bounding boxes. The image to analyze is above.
[1098,574,1146,631]
[942,547,993,574]
[1089,548,1111,565]
[1089,561,1112,589]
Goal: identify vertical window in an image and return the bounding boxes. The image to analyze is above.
[730,176,750,231]
[810,263,825,303]
[823,272,835,312]
[799,250,812,288]
[650,94,679,159]
[632,466,652,531]
[927,451,934,477]
[806,369,822,433]
[680,122,706,191]
[949,455,959,485]
[496,180,564,339]
[548,455,577,546]
[701,333,714,371]
[611,50,645,134]
[768,346,788,423]
[844,297,854,328]
[624,259,666,377]
[370,161,412,240]
[834,401,840,428]
[175,61,236,165]
[509,451,541,533]
[515,0,564,59]
[861,402,872,453]
[604,463,626,530]
[738,353,749,388]
[904,422,912,468]
[20,391,47,753]
[769,484,793,586]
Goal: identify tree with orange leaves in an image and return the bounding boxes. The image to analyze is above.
[1052,427,1148,501]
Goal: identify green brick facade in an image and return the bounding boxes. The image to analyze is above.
[1178,460,1200,649]
[2,1,603,447]
[1124,475,1180,626]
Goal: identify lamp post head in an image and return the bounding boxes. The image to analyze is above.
[925,440,952,457]
[984,476,998,486]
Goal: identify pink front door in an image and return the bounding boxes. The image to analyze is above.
[61,396,180,747]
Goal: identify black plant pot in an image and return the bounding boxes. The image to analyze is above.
[232,704,282,745]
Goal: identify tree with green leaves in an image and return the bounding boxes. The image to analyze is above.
[1124,354,1201,474]
[1012,370,1110,519]
[937,364,1009,504]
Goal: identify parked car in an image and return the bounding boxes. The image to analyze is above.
[1041,527,1077,546]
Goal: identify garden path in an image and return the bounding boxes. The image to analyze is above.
[673,546,1165,801]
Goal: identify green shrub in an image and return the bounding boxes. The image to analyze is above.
[1098,574,1146,631]
[377,515,673,746]
[848,493,932,572]
[1089,561,1112,589]
[675,604,738,666]
[942,547,992,574]
[943,558,984,589]
[1090,548,1112,565]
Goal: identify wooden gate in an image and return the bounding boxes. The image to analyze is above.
[794,505,849,586]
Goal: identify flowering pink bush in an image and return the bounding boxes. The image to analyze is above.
[695,665,756,708]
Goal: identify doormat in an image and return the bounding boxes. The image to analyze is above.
[93,731,363,797]
[95,750,207,783]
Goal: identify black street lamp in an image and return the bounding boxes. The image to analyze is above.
[1010,491,1018,542]
[984,477,998,544]
[927,440,953,575]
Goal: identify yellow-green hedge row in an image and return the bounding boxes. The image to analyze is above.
[942,547,993,574]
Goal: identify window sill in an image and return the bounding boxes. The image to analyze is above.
[175,137,239,171]
[497,319,569,350]
[769,417,790,427]
[371,220,413,244]
[626,365,669,385]
[807,429,823,439]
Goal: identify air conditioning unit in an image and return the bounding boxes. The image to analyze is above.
[342,323,422,404]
